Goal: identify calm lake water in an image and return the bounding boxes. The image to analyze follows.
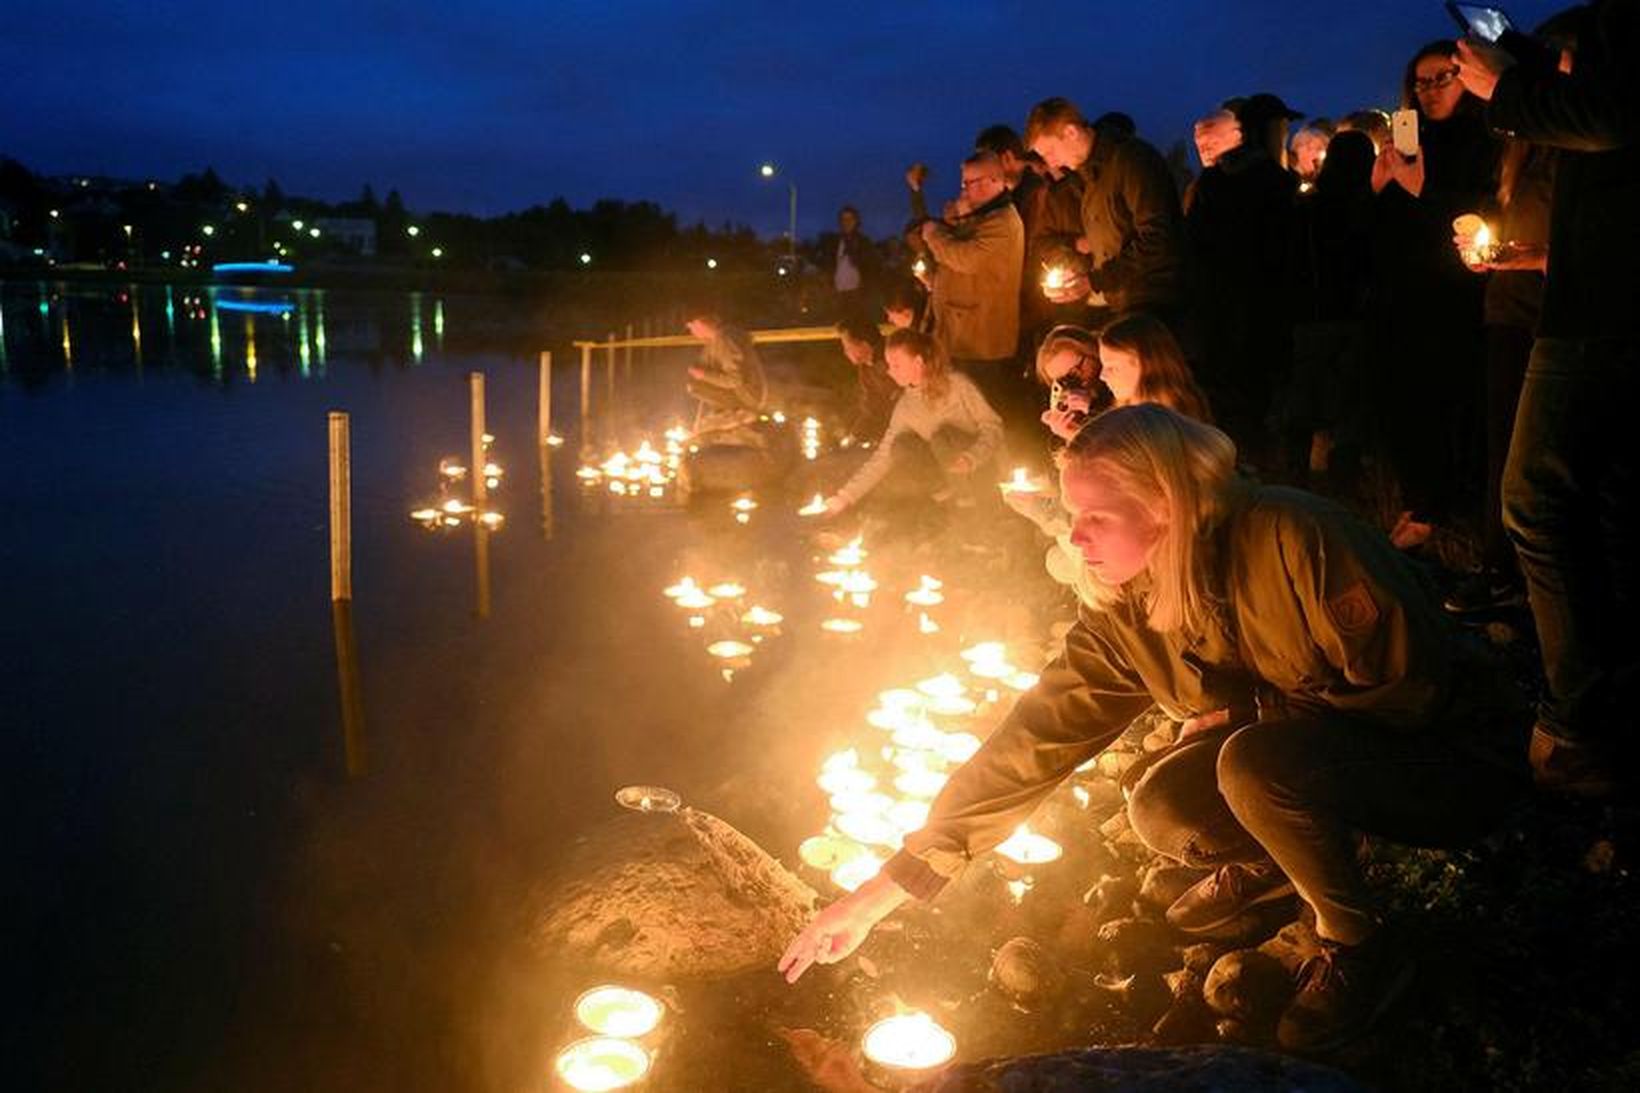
[4,280,1085,1092]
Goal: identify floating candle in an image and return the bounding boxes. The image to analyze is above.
[741,606,784,627]
[799,493,827,517]
[894,768,949,799]
[674,590,715,610]
[886,800,931,835]
[706,582,746,599]
[574,986,664,1038]
[830,853,884,892]
[707,640,754,659]
[817,767,876,796]
[936,732,982,763]
[918,612,940,634]
[799,834,866,870]
[820,618,864,634]
[862,1012,956,1071]
[904,575,945,607]
[613,785,681,812]
[999,466,1041,494]
[834,810,902,848]
[995,824,1064,865]
[555,1037,651,1092]
[1005,671,1040,691]
[731,496,758,512]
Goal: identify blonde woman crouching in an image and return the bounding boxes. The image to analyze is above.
[784,404,1529,1052]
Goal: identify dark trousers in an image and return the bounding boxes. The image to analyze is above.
[1127,718,1526,945]
[1502,337,1640,746]
[1483,324,1533,575]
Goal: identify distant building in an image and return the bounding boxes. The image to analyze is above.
[315,217,376,256]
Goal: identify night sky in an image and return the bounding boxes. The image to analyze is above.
[5,0,1562,238]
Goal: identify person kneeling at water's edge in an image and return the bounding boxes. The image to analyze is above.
[783,403,1530,1053]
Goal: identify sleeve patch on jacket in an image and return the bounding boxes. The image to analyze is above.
[1325,579,1380,635]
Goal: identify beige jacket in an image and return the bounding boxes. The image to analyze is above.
[925,199,1024,361]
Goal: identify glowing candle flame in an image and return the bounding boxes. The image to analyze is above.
[799,493,827,517]
[918,612,940,634]
[904,575,945,607]
[674,590,715,610]
[410,507,438,522]
[1005,670,1040,691]
[479,511,505,530]
[999,466,1040,494]
[1041,265,1069,292]
[895,768,948,798]
[912,258,928,277]
[937,732,982,763]
[834,810,902,848]
[707,640,754,659]
[742,605,784,627]
[821,618,864,634]
[995,824,1064,865]
[573,987,664,1038]
[707,582,746,599]
[862,1012,957,1071]
[731,496,758,512]
[555,1037,651,1091]
[917,673,966,700]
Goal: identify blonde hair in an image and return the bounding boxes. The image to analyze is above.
[885,327,953,402]
[1034,324,1100,386]
[1098,314,1213,423]
[1062,404,1238,633]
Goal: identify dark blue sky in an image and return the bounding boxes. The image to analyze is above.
[4,0,1560,238]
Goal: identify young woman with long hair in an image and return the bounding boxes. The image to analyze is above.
[786,404,1529,1052]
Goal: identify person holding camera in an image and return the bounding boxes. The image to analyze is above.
[783,404,1531,1053]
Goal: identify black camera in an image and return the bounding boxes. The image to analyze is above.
[1051,371,1105,419]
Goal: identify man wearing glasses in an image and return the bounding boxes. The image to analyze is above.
[918,152,1025,410]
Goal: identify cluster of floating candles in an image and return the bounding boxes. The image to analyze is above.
[814,536,873,635]
[663,576,783,680]
[800,416,822,461]
[576,428,688,500]
[554,985,666,1091]
[409,435,505,531]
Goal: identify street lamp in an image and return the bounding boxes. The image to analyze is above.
[407,225,421,237]
[758,162,797,265]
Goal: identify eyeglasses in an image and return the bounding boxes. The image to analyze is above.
[1413,67,1460,93]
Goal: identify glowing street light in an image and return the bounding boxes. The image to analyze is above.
[406,225,421,237]
[579,252,592,265]
[309,227,321,238]
[757,162,798,263]
[706,257,718,270]
[292,219,305,231]
[431,246,444,258]
[234,200,249,213]
[48,209,60,219]
[201,224,216,237]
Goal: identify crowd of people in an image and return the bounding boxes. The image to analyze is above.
[700,4,1636,1059]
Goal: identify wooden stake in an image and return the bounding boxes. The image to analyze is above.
[469,371,487,505]
[579,342,593,458]
[537,350,552,446]
[328,410,351,602]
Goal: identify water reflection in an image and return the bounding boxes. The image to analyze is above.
[411,292,424,364]
[332,598,367,778]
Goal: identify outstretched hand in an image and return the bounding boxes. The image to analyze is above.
[779,874,909,984]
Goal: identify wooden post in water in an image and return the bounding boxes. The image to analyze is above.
[605,331,618,446]
[327,411,365,776]
[537,350,552,446]
[469,371,488,505]
[328,411,352,602]
[539,435,556,541]
[579,342,593,459]
[469,372,491,619]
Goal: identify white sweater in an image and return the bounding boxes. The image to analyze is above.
[835,372,1003,506]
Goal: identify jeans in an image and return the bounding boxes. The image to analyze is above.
[1127,717,1528,945]
[1502,337,1640,746]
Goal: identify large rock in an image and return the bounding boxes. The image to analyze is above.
[1202,948,1292,1026]
[531,807,816,978]
[915,1044,1366,1091]
[989,936,1065,1009]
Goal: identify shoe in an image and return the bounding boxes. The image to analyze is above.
[1165,860,1296,934]
[1528,724,1616,797]
[1277,929,1416,1053]
[1442,569,1525,615]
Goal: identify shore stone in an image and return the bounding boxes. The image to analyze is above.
[1153,968,1216,1044]
[531,807,816,978]
[990,936,1065,1009]
[1083,873,1140,926]
[1257,919,1325,976]
[1202,948,1292,1026]
[915,1044,1366,1091]
[1097,917,1178,978]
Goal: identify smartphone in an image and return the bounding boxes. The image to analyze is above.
[1446,3,1514,43]
[1391,108,1420,157]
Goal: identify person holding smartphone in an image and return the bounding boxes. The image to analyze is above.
[1369,40,1501,550]
[1455,0,1639,797]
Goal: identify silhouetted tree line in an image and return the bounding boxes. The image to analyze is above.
[0,156,777,273]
